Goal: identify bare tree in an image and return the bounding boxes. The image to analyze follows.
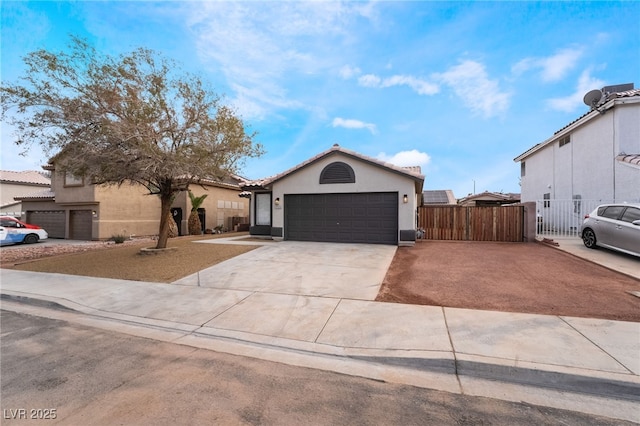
[1,36,263,249]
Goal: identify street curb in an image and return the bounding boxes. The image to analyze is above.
[3,292,639,404]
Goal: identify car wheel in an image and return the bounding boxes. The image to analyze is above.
[23,234,39,244]
[582,228,597,249]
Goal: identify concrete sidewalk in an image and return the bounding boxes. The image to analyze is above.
[550,236,640,280]
[1,236,639,422]
[1,263,639,422]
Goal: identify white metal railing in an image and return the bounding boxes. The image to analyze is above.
[535,199,619,238]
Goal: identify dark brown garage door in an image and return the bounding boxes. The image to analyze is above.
[285,192,398,245]
[69,210,93,240]
[27,210,65,238]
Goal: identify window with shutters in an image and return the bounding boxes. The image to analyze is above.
[319,162,355,184]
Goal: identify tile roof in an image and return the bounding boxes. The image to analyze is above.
[553,88,640,136]
[515,88,640,161]
[0,170,50,186]
[242,144,425,189]
[13,189,55,201]
[617,154,640,167]
[458,191,520,203]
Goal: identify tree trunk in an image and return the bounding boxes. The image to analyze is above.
[156,192,174,249]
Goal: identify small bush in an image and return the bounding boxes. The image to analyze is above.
[112,234,127,244]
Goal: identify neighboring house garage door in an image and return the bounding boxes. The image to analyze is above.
[69,210,93,240]
[27,210,65,239]
[285,192,398,245]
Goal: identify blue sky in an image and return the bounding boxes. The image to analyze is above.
[2,1,638,197]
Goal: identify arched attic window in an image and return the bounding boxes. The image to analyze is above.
[319,161,355,184]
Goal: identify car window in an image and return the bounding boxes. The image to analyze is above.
[597,206,607,216]
[601,206,625,220]
[620,207,640,223]
[0,219,18,227]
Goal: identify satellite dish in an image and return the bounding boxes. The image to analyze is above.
[583,89,603,109]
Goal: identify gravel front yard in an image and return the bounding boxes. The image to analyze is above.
[1,234,256,283]
[376,241,640,322]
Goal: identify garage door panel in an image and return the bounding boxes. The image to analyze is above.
[70,210,93,240]
[285,192,398,245]
[27,210,65,238]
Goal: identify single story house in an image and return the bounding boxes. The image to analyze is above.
[457,191,520,207]
[241,144,425,246]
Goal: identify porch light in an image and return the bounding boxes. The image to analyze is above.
[403,194,408,204]
[274,197,280,206]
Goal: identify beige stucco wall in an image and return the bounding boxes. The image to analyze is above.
[269,153,420,240]
[94,183,161,239]
[173,186,249,234]
[22,172,247,240]
[96,183,248,238]
[51,170,96,204]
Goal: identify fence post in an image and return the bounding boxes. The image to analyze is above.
[522,202,536,242]
[465,207,470,241]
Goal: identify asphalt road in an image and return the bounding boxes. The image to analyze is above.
[1,309,632,426]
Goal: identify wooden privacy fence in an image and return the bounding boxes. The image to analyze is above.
[418,205,524,242]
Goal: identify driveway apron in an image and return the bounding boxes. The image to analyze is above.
[172,241,397,301]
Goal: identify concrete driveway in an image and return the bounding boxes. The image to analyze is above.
[172,240,397,300]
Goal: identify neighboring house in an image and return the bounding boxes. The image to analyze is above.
[458,191,520,207]
[514,84,640,234]
[241,144,424,246]
[16,165,249,240]
[0,170,51,218]
[422,190,457,205]
[515,85,640,203]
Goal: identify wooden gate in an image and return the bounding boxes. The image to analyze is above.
[418,205,524,242]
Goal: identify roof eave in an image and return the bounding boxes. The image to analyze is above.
[265,147,425,188]
[514,98,623,162]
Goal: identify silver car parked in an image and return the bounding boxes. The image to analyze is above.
[580,203,640,257]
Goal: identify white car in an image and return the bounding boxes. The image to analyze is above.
[0,216,49,246]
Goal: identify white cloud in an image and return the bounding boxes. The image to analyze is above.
[358,74,382,87]
[546,69,605,113]
[339,65,361,79]
[377,150,431,168]
[512,47,583,82]
[332,117,377,134]
[358,74,439,95]
[433,60,511,118]
[183,2,378,120]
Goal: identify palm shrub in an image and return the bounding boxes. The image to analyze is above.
[167,211,179,238]
[188,191,208,235]
[162,193,178,238]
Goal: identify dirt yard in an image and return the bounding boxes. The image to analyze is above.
[376,241,640,322]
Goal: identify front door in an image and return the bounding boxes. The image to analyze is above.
[171,208,183,236]
[197,208,206,233]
